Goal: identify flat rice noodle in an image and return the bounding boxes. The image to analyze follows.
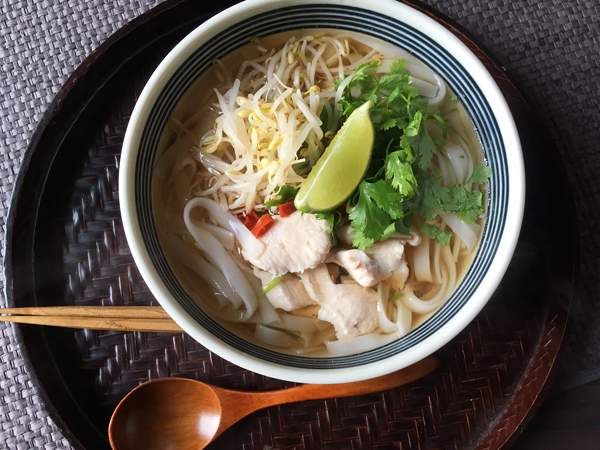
[198,222,235,251]
[432,240,443,284]
[183,202,258,317]
[413,236,433,282]
[184,197,264,259]
[410,77,437,97]
[377,283,398,334]
[402,244,456,315]
[165,236,241,309]
[325,332,401,356]
[402,283,447,315]
[445,145,471,184]
[442,213,480,251]
[255,324,298,348]
[426,73,446,106]
[395,300,412,336]
[436,153,456,186]
[258,294,280,324]
[278,312,322,333]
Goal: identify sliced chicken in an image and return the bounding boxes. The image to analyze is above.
[330,239,407,288]
[242,211,332,276]
[300,265,378,338]
[368,239,406,275]
[329,250,381,287]
[254,270,316,311]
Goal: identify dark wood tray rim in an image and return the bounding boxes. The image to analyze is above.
[4,1,202,448]
[3,1,576,449]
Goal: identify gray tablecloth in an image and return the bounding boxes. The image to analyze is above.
[0,1,598,448]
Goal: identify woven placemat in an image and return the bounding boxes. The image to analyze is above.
[0,0,598,448]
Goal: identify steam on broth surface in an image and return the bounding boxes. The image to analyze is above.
[153,30,488,356]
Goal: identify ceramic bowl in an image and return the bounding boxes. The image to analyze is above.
[119,0,525,383]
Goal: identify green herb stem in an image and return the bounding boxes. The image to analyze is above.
[262,276,283,294]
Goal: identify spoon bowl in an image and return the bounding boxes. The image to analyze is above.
[109,378,222,450]
[108,357,438,450]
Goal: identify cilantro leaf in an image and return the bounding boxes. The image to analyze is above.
[397,135,415,162]
[404,111,423,137]
[349,60,380,84]
[348,181,399,249]
[413,128,437,170]
[337,61,380,117]
[468,164,492,185]
[419,178,485,224]
[362,180,405,220]
[385,151,417,197]
[381,117,399,131]
[264,185,298,207]
[421,223,452,245]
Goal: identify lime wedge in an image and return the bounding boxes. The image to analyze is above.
[294,101,374,211]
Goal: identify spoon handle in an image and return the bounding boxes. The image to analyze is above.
[213,356,439,439]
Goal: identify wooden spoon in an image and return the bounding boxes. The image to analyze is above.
[108,356,438,450]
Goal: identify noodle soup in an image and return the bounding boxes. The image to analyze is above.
[152,30,488,356]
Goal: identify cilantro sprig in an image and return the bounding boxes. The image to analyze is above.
[421,223,452,245]
[340,59,490,248]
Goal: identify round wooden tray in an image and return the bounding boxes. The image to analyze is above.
[4,1,577,449]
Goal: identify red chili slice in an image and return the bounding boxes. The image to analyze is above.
[278,201,296,217]
[241,211,259,229]
[251,214,275,237]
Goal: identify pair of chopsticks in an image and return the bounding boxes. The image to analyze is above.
[0,306,183,332]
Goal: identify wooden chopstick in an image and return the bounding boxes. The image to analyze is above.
[0,306,183,332]
[0,306,170,318]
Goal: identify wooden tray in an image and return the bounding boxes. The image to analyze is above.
[4,1,577,449]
